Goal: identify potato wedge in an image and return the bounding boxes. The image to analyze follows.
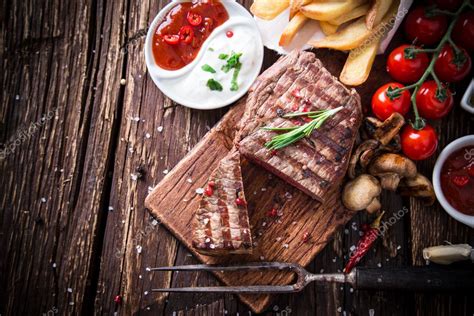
[340,39,380,86]
[279,12,309,46]
[328,3,370,26]
[319,21,339,36]
[366,0,393,29]
[300,0,367,21]
[251,0,290,20]
[289,0,312,19]
[309,17,370,50]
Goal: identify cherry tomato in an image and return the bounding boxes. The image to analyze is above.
[416,80,454,119]
[163,34,180,45]
[387,45,430,83]
[404,7,448,46]
[427,0,463,11]
[452,11,474,52]
[371,83,411,121]
[187,12,203,26]
[401,124,438,160]
[179,26,194,44]
[434,44,472,82]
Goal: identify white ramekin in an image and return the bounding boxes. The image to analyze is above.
[432,135,474,228]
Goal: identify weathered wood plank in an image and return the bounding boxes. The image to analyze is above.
[0,0,125,314]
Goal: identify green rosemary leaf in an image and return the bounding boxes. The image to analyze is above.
[263,106,343,150]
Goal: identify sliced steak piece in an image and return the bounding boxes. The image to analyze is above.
[236,51,362,202]
[192,150,252,255]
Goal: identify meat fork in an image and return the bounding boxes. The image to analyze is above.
[149,261,474,293]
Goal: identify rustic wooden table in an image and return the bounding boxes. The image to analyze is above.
[1,0,473,315]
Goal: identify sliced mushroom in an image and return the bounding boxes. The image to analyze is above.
[373,113,405,146]
[348,139,380,179]
[380,135,401,153]
[368,153,417,191]
[398,173,436,205]
[362,116,383,140]
[342,174,382,213]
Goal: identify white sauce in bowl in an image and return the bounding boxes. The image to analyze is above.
[163,22,260,107]
[145,1,264,110]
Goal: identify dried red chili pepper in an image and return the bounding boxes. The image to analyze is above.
[343,212,384,273]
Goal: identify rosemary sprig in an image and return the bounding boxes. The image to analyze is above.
[263,106,343,150]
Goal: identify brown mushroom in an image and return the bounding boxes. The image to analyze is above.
[373,113,405,146]
[342,174,382,213]
[398,173,436,206]
[362,116,383,140]
[368,153,417,191]
[348,139,380,179]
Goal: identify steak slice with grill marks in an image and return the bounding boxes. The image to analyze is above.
[236,51,362,202]
[192,150,252,255]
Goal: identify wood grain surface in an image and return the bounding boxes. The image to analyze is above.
[0,0,473,315]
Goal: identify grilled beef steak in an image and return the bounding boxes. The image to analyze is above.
[237,51,362,202]
[192,150,252,255]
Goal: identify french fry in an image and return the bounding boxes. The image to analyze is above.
[300,0,368,21]
[319,21,339,36]
[340,39,380,86]
[279,12,309,46]
[309,17,370,50]
[251,0,290,20]
[328,3,370,26]
[310,0,399,51]
[289,0,312,19]
[366,0,393,29]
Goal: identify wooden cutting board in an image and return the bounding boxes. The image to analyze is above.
[145,100,356,314]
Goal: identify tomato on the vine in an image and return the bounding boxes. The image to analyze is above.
[452,11,474,52]
[416,80,454,119]
[401,124,438,160]
[387,45,429,83]
[426,0,463,11]
[371,83,411,121]
[404,7,448,46]
[434,44,472,82]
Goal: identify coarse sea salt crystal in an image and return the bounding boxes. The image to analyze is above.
[67,288,73,293]
[163,169,169,175]
[187,178,193,183]
[136,245,142,254]
[41,197,47,203]
[157,126,163,132]
[196,188,204,194]
[145,133,151,139]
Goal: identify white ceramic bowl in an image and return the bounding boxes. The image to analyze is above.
[433,135,474,228]
[144,0,264,110]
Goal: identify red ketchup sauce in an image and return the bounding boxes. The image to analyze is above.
[152,0,229,70]
[440,145,474,216]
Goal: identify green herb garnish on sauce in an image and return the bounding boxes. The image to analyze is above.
[221,52,242,73]
[230,63,241,91]
[202,64,216,73]
[206,79,223,91]
[218,53,229,60]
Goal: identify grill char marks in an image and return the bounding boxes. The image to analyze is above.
[192,150,252,255]
[237,51,362,202]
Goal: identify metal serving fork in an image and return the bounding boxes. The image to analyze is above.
[149,262,474,293]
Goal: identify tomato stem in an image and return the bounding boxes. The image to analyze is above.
[388,0,470,130]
